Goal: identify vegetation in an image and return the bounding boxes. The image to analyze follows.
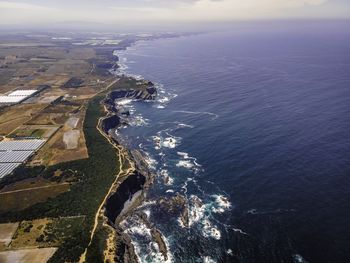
[63,77,84,88]
[0,92,119,262]
[110,76,152,91]
[9,128,46,138]
[85,224,109,263]
[0,166,45,190]
[10,217,85,250]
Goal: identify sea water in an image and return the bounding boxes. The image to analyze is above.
[114,22,350,263]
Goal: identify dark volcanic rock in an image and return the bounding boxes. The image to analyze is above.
[158,193,189,227]
[105,171,146,224]
[151,228,168,261]
[115,232,139,263]
[159,193,186,212]
[101,115,120,134]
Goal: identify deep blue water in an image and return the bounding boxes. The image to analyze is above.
[115,24,350,263]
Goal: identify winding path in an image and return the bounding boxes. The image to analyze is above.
[79,78,135,263]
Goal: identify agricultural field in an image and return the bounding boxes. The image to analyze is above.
[9,125,59,139]
[0,31,142,262]
[0,104,48,135]
[0,216,85,263]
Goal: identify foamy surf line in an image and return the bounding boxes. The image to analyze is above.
[173,110,219,120]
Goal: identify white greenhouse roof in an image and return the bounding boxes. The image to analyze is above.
[0,163,21,178]
[0,150,34,163]
[0,140,46,151]
[8,89,37,96]
[0,96,27,103]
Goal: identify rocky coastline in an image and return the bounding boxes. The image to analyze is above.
[96,73,172,262]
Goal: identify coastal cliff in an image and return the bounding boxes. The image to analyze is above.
[104,171,146,224]
[100,115,121,134]
[94,75,158,263]
[106,77,157,102]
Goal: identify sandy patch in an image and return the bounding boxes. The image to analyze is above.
[0,223,19,246]
[63,130,80,149]
[0,247,57,263]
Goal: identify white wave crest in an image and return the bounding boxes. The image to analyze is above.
[173,110,219,120]
[176,160,195,169]
[152,133,181,150]
[129,115,149,127]
[117,98,133,105]
[293,254,309,263]
[212,194,232,214]
[203,256,217,263]
[177,123,194,129]
[202,219,221,240]
[125,221,151,237]
[143,152,158,170]
[159,169,174,186]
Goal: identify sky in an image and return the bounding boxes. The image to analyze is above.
[0,0,349,27]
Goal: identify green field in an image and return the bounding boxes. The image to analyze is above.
[9,128,46,138]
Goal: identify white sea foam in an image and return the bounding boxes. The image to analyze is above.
[188,195,205,227]
[129,115,149,127]
[158,96,170,104]
[152,133,181,149]
[136,200,157,210]
[232,227,247,235]
[143,209,151,218]
[125,221,151,237]
[177,123,194,129]
[293,254,309,263]
[155,105,165,109]
[166,189,174,193]
[129,240,142,263]
[177,217,186,228]
[143,152,158,170]
[166,177,174,185]
[226,249,233,256]
[145,238,174,263]
[177,152,201,166]
[117,98,133,105]
[162,136,180,148]
[203,256,217,263]
[159,169,174,186]
[177,151,189,158]
[176,152,202,172]
[173,110,219,120]
[176,160,195,169]
[152,135,161,150]
[202,219,221,240]
[212,194,232,213]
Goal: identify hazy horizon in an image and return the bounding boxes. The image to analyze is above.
[0,0,349,30]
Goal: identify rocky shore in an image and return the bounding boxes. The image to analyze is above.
[96,74,169,262]
[97,72,199,262]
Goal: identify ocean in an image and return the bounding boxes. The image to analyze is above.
[113,23,350,263]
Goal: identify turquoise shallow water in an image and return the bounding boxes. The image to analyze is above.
[114,24,350,263]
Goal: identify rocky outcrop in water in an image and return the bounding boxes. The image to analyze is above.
[115,231,139,263]
[159,193,189,227]
[137,212,168,261]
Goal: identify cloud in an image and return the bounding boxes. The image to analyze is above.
[0,0,346,26]
[0,1,57,10]
[108,0,332,21]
